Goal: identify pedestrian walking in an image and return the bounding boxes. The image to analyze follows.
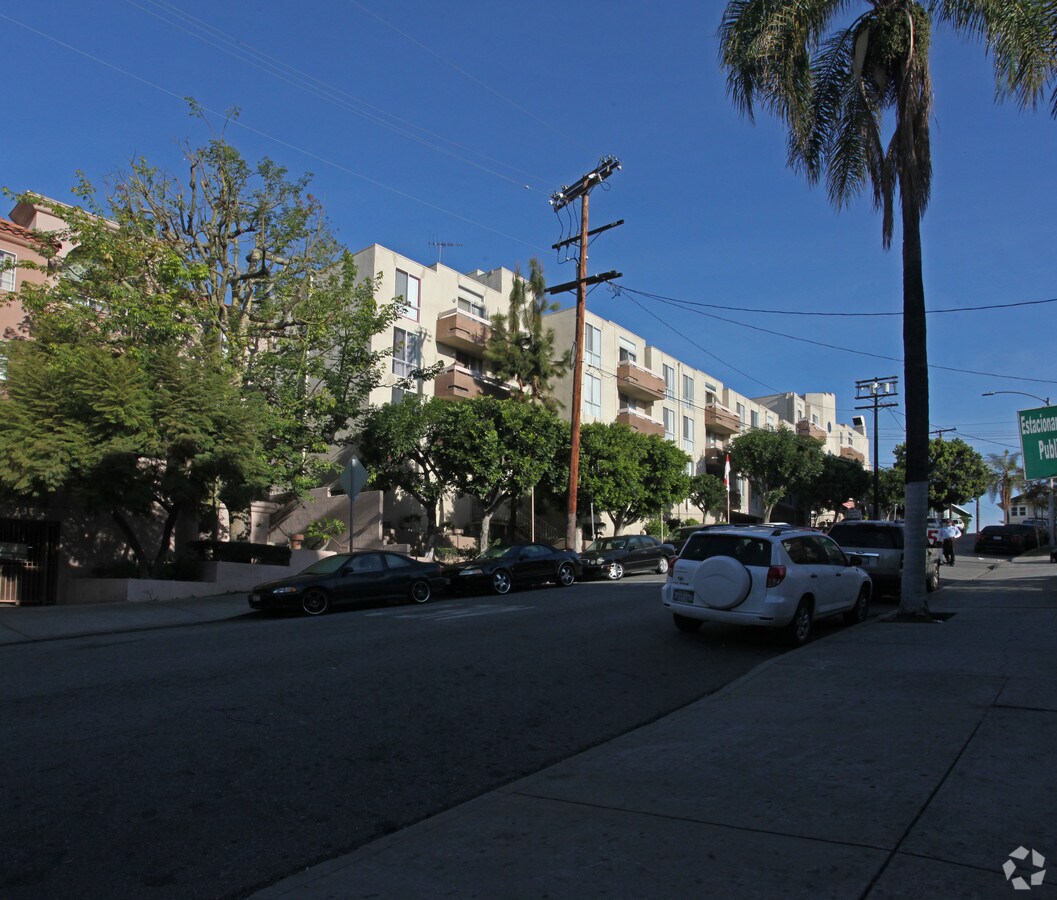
[938,518,962,566]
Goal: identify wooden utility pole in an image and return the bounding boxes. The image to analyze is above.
[547,157,622,552]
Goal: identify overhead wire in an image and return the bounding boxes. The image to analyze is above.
[126,0,555,193]
[0,12,553,255]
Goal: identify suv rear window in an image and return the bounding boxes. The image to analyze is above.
[681,534,771,567]
[828,524,902,549]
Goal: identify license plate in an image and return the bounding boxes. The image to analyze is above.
[992,536,1002,541]
[673,589,693,604]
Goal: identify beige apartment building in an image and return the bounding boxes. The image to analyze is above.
[343,246,874,539]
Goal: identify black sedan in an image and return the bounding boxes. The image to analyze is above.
[444,542,581,595]
[248,551,445,616]
[579,534,677,580]
[973,524,1040,555]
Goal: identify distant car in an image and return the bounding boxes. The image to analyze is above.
[444,542,580,595]
[974,524,1040,555]
[661,524,871,646]
[827,520,940,596]
[666,524,716,557]
[249,551,445,616]
[579,534,677,580]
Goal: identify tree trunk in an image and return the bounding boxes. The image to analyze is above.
[111,510,150,578]
[479,510,493,552]
[152,503,183,577]
[898,196,930,617]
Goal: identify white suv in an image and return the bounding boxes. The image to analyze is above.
[661,525,871,645]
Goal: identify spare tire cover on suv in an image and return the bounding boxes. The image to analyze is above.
[690,556,752,610]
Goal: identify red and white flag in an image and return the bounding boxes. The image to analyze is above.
[724,454,731,492]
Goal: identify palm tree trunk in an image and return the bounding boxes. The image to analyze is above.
[899,195,930,617]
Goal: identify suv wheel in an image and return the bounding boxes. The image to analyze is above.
[785,601,812,646]
[843,587,870,625]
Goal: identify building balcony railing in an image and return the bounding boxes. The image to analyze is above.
[616,407,665,437]
[704,403,741,435]
[796,419,827,442]
[432,364,485,400]
[436,308,491,356]
[616,360,665,401]
[839,445,866,464]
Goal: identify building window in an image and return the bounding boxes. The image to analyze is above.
[736,402,746,423]
[766,414,776,429]
[663,364,675,400]
[585,324,602,368]
[395,269,421,321]
[0,250,15,293]
[619,392,638,412]
[584,373,602,417]
[392,328,421,402]
[750,410,759,428]
[455,350,482,374]
[457,288,485,319]
[663,408,675,443]
[812,413,820,426]
[618,337,637,363]
[682,374,695,409]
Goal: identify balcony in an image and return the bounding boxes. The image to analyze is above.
[616,360,665,401]
[704,403,740,435]
[616,408,664,437]
[434,364,484,400]
[797,419,827,442]
[702,446,727,474]
[436,309,491,356]
[839,445,866,464]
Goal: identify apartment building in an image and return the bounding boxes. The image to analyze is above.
[0,196,70,340]
[753,391,870,467]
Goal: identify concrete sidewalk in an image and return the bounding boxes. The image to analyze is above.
[253,553,1057,899]
[0,591,248,645]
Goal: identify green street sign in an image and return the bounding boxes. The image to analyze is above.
[1018,406,1057,480]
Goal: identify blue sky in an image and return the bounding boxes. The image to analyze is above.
[5,1,1056,526]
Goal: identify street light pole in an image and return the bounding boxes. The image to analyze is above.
[982,391,1054,544]
[856,377,899,519]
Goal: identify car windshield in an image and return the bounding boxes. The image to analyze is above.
[474,545,518,561]
[300,554,352,575]
[829,525,901,549]
[584,538,629,552]
[681,534,771,567]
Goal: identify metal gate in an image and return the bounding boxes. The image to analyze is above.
[0,519,60,605]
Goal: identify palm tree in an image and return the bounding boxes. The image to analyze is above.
[985,450,1024,524]
[718,0,1056,616]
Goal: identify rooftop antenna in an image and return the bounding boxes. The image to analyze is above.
[429,240,462,263]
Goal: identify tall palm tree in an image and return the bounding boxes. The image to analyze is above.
[719,0,1056,616]
[985,449,1024,523]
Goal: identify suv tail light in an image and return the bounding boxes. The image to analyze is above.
[667,559,676,580]
[766,565,786,588]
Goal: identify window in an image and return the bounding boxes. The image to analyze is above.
[663,364,675,399]
[347,553,384,574]
[750,410,759,428]
[619,392,638,412]
[682,374,695,409]
[0,250,16,293]
[736,402,745,423]
[618,337,637,363]
[585,324,602,368]
[683,416,695,461]
[392,328,420,402]
[454,351,482,374]
[663,408,676,443]
[584,373,601,417]
[812,413,820,426]
[395,269,421,320]
[766,413,776,429]
[457,288,485,319]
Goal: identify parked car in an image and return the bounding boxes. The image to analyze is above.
[579,534,677,580]
[926,517,941,546]
[973,524,1040,555]
[661,525,871,645]
[248,551,445,616]
[444,542,581,595]
[666,524,716,556]
[827,520,940,596]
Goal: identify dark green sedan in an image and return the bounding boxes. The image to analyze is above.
[249,551,445,616]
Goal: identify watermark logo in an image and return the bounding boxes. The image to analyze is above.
[1003,847,1046,890]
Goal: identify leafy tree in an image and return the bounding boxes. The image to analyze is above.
[62,118,402,492]
[357,397,454,546]
[892,437,989,514]
[0,339,270,576]
[688,473,729,522]
[728,427,824,522]
[578,423,691,534]
[984,449,1024,523]
[432,397,568,550]
[798,454,872,522]
[876,466,907,520]
[484,258,571,410]
[719,1,1056,614]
